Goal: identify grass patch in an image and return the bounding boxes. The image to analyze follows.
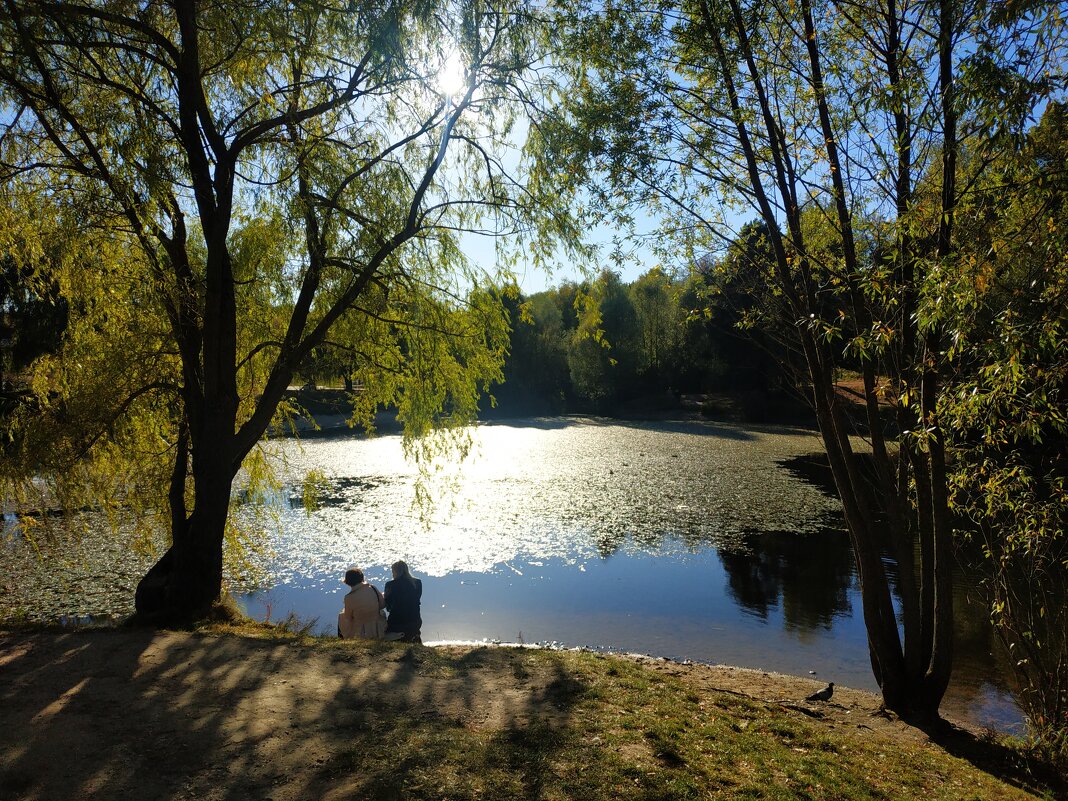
[177,624,1068,799]
[335,650,1049,799]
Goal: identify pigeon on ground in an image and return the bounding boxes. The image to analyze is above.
[805,682,834,702]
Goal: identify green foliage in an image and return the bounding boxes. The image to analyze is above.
[0,254,67,385]
[567,270,640,407]
[0,190,175,546]
[543,0,1068,729]
[629,266,682,378]
[493,284,574,414]
[0,0,579,617]
[491,241,799,415]
[934,103,1068,756]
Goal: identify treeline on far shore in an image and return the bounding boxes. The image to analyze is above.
[293,228,821,426]
[487,260,808,422]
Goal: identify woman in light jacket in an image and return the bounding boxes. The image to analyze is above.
[337,567,386,639]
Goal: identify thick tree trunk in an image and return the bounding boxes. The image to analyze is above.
[135,400,236,624]
[134,466,232,623]
[134,471,230,623]
[134,502,227,621]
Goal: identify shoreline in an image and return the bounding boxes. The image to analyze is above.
[272,409,824,439]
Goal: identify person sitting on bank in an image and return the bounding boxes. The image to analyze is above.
[383,560,422,643]
[337,567,386,639]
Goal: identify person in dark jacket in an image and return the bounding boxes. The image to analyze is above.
[384,560,422,643]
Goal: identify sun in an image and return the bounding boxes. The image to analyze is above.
[436,52,466,99]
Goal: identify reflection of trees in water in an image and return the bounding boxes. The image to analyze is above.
[718,528,856,630]
[948,579,1020,709]
[591,524,779,562]
[943,545,1067,723]
[717,524,1023,717]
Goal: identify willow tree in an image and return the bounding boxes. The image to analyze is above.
[937,102,1068,755]
[543,0,1066,718]
[0,0,571,622]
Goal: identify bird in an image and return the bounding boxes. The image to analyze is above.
[805,682,834,702]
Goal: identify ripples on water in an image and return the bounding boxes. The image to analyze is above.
[1,514,159,622]
[251,418,841,588]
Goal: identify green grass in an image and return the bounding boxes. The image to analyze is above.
[204,622,1061,801]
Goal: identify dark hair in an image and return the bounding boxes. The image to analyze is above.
[344,568,364,587]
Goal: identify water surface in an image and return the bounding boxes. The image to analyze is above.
[234,417,1021,733]
[1,416,1021,733]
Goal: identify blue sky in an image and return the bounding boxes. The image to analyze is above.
[461,214,670,295]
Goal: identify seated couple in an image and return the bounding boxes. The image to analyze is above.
[337,560,422,643]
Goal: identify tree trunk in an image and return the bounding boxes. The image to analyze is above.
[134,469,232,623]
[135,399,235,624]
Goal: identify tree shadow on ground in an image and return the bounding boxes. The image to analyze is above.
[5,629,1060,801]
[917,718,1067,799]
[0,629,595,801]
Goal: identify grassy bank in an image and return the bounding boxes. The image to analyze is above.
[0,623,1061,801]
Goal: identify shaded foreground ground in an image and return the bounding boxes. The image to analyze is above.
[0,627,1058,801]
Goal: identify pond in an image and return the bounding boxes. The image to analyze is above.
[0,416,1022,733]
[236,417,1021,734]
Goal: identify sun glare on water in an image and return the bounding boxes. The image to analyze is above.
[249,420,846,583]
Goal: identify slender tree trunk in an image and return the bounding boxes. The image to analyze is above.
[807,358,910,706]
[881,0,930,690]
[913,0,958,712]
[796,0,953,717]
[703,0,922,708]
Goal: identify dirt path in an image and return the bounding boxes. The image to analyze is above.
[0,629,985,801]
